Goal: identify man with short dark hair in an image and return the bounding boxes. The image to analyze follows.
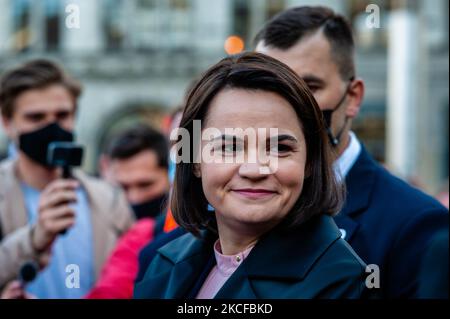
[84,125,170,298]
[0,59,134,298]
[255,6,448,298]
[100,124,170,219]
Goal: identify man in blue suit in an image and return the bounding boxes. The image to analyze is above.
[136,6,448,298]
[255,6,448,298]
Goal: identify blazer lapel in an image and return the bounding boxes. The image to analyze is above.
[333,214,359,242]
[334,146,377,242]
[156,231,216,298]
[340,146,377,217]
[166,253,212,298]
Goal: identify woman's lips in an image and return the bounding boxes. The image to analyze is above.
[232,188,277,199]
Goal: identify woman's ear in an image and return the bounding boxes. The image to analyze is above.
[193,163,202,178]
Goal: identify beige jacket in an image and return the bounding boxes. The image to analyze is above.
[0,159,134,287]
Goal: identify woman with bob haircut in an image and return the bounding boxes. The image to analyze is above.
[134,52,370,299]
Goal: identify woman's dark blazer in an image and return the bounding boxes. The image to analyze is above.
[134,214,370,299]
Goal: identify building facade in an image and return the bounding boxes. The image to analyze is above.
[0,0,448,193]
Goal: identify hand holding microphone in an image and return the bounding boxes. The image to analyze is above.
[0,262,38,299]
[31,142,84,250]
[32,179,79,251]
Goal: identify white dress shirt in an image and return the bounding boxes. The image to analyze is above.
[333,131,362,181]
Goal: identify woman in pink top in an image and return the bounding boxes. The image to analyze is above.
[134,52,371,299]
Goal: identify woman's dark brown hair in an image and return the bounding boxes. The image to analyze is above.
[172,52,344,236]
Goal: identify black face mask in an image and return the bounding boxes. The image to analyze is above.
[131,193,169,220]
[321,77,354,147]
[18,122,74,167]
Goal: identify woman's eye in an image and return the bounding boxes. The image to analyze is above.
[269,144,292,155]
[222,143,242,154]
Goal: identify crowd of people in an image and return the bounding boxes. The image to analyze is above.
[0,5,448,299]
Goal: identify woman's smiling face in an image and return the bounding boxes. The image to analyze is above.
[197,88,307,231]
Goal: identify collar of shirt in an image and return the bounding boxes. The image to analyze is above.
[333,131,362,180]
[213,239,254,277]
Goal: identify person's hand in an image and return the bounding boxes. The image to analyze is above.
[0,281,37,299]
[32,179,79,252]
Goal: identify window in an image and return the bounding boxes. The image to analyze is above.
[44,0,60,51]
[103,0,127,50]
[12,0,31,52]
[232,0,250,42]
[132,0,193,51]
[266,0,284,20]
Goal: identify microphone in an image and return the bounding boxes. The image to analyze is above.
[15,261,38,299]
[19,261,39,285]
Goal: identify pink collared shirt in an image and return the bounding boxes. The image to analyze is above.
[196,239,254,299]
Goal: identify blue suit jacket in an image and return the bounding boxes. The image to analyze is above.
[134,215,370,299]
[334,146,449,298]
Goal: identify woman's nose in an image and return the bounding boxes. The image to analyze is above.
[238,162,270,180]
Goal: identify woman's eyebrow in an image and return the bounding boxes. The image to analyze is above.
[210,134,244,143]
[209,134,298,144]
[269,134,298,144]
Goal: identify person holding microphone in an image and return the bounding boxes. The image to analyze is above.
[0,59,134,298]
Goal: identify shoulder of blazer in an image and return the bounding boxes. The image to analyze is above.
[0,159,28,237]
[242,215,349,280]
[156,230,216,264]
[345,145,447,217]
[74,170,134,233]
[135,229,216,299]
[0,159,16,190]
[75,170,131,211]
[74,170,119,207]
